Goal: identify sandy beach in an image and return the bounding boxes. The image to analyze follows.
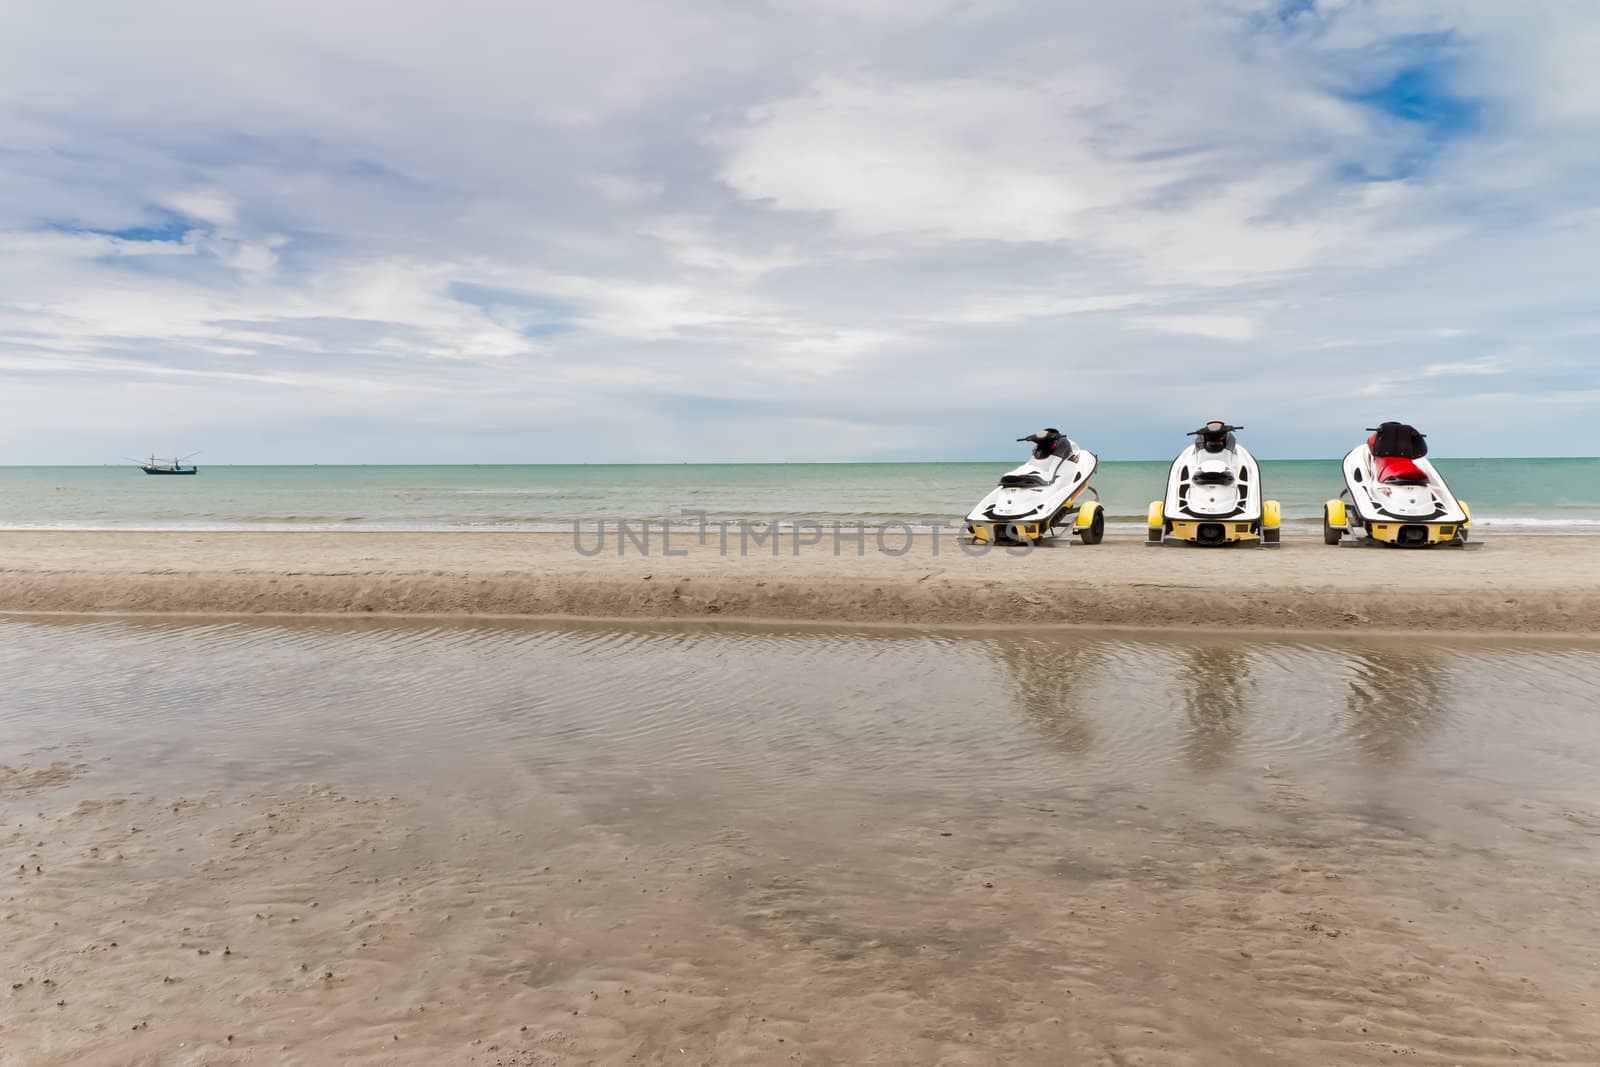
[1,529,1598,633]
[4,532,1599,1065]
[9,756,1599,1067]
[5,618,1600,1065]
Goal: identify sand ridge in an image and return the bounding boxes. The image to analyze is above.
[2,530,1599,633]
[0,761,90,800]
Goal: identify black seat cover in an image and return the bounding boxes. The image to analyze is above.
[999,430,1072,487]
[1371,421,1428,459]
[1030,430,1074,461]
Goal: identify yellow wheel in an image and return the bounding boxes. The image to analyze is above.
[1075,501,1105,545]
[1147,501,1164,544]
[1260,500,1282,546]
[1323,500,1346,545]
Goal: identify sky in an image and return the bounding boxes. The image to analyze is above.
[2,0,1598,464]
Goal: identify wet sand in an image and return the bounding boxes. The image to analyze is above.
[2,529,1599,633]
[4,617,1600,1065]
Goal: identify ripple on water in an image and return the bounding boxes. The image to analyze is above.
[1,617,1598,814]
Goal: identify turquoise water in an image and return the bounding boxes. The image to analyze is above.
[1,459,1597,531]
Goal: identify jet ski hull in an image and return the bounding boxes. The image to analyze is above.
[1148,441,1280,547]
[964,446,1103,544]
[1324,444,1470,547]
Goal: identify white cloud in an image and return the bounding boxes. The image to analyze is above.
[1,230,193,261]
[1355,356,1509,398]
[719,75,1154,244]
[714,59,1455,285]
[164,188,238,227]
[1136,315,1259,343]
[592,173,665,205]
[639,216,810,279]
[932,292,1147,326]
[1418,359,1508,378]
[3,1,1600,461]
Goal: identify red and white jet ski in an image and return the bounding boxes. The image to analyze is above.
[1323,422,1470,547]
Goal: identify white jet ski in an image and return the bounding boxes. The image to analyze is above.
[1324,421,1470,547]
[964,429,1104,545]
[1147,420,1280,547]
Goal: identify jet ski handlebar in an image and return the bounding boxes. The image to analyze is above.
[1188,423,1242,436]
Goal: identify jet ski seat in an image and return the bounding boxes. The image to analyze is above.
[1368,426,1431,485]
[1372,456,1430,485]
[999,456,1064,487]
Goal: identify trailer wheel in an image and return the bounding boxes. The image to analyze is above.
[1078,506,1105,545]
[1323,502,1344,545]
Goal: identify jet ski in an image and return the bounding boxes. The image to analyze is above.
[1146,420,1280,547]
[964,429,1104,545]
[1323,421,1470,547]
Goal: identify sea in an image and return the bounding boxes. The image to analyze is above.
[1,458,1597,533]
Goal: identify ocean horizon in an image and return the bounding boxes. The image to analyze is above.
[3,458,1598,533]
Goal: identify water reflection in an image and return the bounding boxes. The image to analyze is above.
[1,617,1593,807]
[1179,645,1253,770]
[1343,646,1450,767]
[990,635,1101,755]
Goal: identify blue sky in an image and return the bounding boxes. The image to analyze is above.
[2,0,1598,463]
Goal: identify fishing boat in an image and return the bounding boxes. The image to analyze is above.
[128,452,200,475]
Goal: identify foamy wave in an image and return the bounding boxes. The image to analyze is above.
[5,514,1600,535]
